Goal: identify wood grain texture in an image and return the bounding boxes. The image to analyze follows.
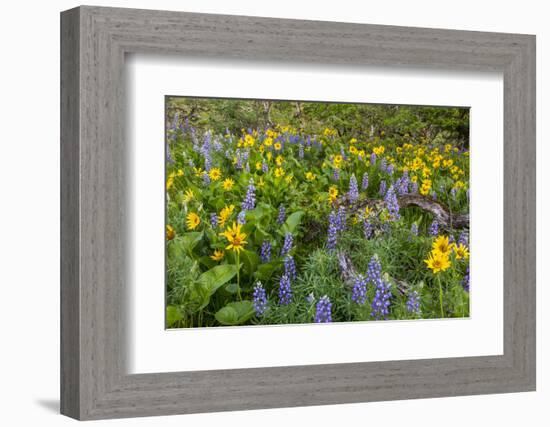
[60,5,536,420]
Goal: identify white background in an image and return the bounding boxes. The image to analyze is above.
[128,57,503,373]
[0,0,547,426]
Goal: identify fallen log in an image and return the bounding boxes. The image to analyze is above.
[336,193,469,230]
[397,194,469,229]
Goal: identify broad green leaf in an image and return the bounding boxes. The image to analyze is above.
[240,249,260,277]
[166,305,182,328]
[180,232,203,256]
[215,301,255,325]
[282,211,304,234]
[198,255,217,270]
[196,264,238,295]
[254,261,281,281]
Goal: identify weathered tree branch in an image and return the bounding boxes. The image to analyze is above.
[337,193,469,230]
[397,194,469,229]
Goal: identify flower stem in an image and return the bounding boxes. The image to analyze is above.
[236,251,242,301]
[437,275,444,318]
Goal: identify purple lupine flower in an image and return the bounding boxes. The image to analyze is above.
[210,213,218,228]
[431,191,437,200]
[202,132,212,171]
[244,162,250,173]
[406,290,421,314]
[396,171,410,195]
[253,282,268,316]
[314,295,332,323]
[277,204,286,225]
[361,173,369,190]
[298,143,304,159]
[429,220,439,236]
[241,178,256,211]
[363,219,373,239]
[336,206,347,232]
[371,278,392,320]
[280,233,293,257]
[166,142,174,164]
[260,240,271,263]
[462,266,470,292]
[366,255,382,285]
[278,274,292,305]
[327,210,339,251]
[306,293,315,304]
[340,147,348,161]
[379,180,387,196]
[306,136,312,148]
[262,161,268,174]
[410,223,418,236]
[348,174,359,202]
[352,274,368,304]
[333,168,340,181]
[284,255,297,280]
[237,211,246,225]
[451,187,457,200]
[384,185,400,220]
[235,149,243,170]
[370,152,377,165]
[458,230,469,247]
[380,158,387,172]
[202,172,210,186]
[387,164,395,176]
[409,181,418,194]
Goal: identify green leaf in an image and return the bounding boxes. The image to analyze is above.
[166,305,182,328]
[215,301,255,325]
[254,261,281,281]
[240,249,260,277]
[180,232,203,256]
[282,211,304,234]
[198,255,217,270]
[196,264,238,295]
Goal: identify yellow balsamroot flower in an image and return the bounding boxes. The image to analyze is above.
[349,138,357,144]
[443,159,454,168]
[411,175,418,183]
[432,235,453,256]
[186,212,201,230]
[208,167,222,181]
[305,171,316,181]
[263,137,273,147]
[373,145,385,156]
[210,249,225,261]
[266,151,273,161]
[333,154,343,168]
[222,178,235,191]
[275,167,285,178]
[166,175,174,190]
[176,169,184,177]
[276,155,284,166]
[193,167,204,177]
[257,177,265,188]
[454,243,470,260]
[219,204,235,227]
[285,175,293,184]
[274,142,282,151]
[183,189,194,203]
[454,180,466,189]
[364,206,371,217]
[328,186,339,203]
[424,250,451,274]
[323,127,337,137]
[349,145,358,155]
[166,224,175,241]
[220,222,248,253]
[244,134,255,147]
[258,144,265,153]
[255,161,262,171]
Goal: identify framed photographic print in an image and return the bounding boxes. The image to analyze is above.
[61,5,536,420]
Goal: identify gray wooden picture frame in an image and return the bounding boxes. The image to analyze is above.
[60,5,536,421]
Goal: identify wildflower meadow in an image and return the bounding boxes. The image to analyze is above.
[165,97,470,328]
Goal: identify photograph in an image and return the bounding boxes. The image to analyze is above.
[164,97,471,328]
